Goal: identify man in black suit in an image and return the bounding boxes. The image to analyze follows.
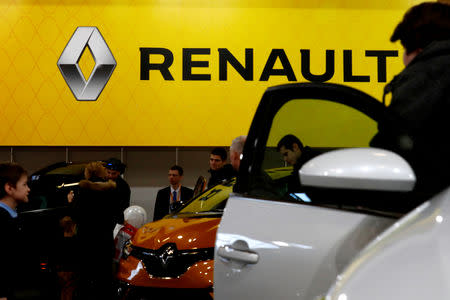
[153,165,193,221]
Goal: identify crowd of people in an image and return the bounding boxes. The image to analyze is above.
[0,134,247,300]
[1,1,450,299]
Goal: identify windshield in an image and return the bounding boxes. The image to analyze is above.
[178,178,236,214]
[177,166,293,215]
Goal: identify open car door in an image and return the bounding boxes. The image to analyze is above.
[214,83,416,300]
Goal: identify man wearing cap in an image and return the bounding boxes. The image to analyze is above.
[153,165,193,221]
[104,158,131,225]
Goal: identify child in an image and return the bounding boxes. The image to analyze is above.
[0,163,30,300]
[114,205,147,263]
[56,216,78,300]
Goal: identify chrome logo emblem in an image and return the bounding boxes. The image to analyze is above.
[158,244,177,268]
[57,27,116,101]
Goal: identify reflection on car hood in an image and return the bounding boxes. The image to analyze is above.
[265,166,293,180]
[132,217,220,251]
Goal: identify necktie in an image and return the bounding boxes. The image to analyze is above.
[170,191,178,212]
[172,191,177,203]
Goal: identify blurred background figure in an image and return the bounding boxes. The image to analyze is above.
[230,136,247,172]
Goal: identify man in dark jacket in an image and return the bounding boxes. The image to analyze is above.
[207,147,235,189]
[277,134,318,192]
[0,163,30,300]
[370,2,450,199]
[104,158,131,225]
[153,165,193,221]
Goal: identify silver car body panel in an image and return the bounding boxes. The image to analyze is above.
[325,188,450,300]
[214,195,394,300]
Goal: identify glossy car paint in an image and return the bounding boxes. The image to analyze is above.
[214,195,394,300]
[117,217,218,288]
[300,148,416,191]
[117,179,235,299]
[325,188,450,300]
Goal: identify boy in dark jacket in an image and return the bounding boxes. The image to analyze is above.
[0,163,30,300]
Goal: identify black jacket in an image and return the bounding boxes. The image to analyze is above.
[289,146,320,193]
[153,186,194,221]
[208,164,236,189]
[0,207,20,298]
[74,176,117,299]
[371,39,450,197]
[74,177,117,246]
[112,176,131,225]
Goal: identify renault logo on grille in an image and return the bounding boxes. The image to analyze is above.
[57,27,116,101]
[158,243,177,268]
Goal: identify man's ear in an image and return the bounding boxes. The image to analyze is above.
[292,143,300,151]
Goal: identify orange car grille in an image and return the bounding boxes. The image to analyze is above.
[130,243,214,278]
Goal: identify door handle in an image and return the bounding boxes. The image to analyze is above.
[217,245,259,264]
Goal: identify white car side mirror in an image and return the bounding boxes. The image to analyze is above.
[299,148,416,192]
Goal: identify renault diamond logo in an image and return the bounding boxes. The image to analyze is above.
[57,27,116,101]
[158,243,177,268]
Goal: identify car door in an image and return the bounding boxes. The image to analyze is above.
[16,163,85,296]
[214,83,416,300]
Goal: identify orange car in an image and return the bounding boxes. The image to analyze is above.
[116,178,235,300]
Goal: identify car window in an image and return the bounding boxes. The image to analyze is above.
[263,99,377,169]
[246,95,410,217]
[252,98,377,196]
[270,99,376,146]
[178,178,235,214]
[21,163,86,212]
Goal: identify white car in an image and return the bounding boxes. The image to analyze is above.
[213,83,425,300]
[324,174,450,300]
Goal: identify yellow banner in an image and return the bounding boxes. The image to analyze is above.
[0,0,422,146]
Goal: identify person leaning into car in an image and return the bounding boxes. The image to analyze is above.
[370,1,450,199]
[0,163,30,300]
[153,165,193,221]
[277,134,318,192]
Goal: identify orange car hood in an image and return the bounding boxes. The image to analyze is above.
[132,215,220,250]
